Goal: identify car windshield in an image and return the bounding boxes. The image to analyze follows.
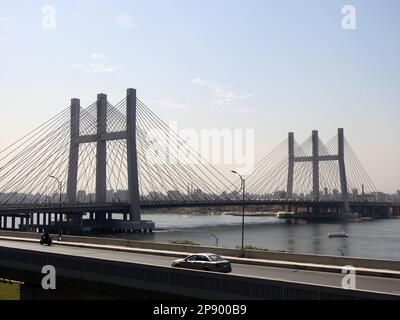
[209,255,224,262]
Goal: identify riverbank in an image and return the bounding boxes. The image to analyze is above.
[226,211,278,217]
[142,207,283,216]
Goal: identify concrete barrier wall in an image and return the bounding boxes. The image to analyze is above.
[1,230,400,271]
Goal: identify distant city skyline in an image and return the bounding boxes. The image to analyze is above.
[0,1,399,192]
[1,187,399,205]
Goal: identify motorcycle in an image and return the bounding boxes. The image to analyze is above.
[40,233,53,246]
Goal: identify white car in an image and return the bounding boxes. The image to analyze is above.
[172,253,232,273]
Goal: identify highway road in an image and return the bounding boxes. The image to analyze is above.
[1,239,400,296]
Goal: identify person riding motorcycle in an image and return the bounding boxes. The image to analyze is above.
[40,231,53,246]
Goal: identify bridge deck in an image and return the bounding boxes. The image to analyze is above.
[0,200,397,215]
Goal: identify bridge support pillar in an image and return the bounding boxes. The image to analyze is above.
[96,94,108,221]
[126,88,141,222]
[287,132,294,199]
[312,130,320,203]
[67,98,80,203]
[338,128,350,213]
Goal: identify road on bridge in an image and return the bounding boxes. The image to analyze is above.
[0,239,399,296]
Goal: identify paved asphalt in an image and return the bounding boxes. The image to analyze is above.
[1,239,399,295]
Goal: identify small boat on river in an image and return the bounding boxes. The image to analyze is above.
[328,231,349,238]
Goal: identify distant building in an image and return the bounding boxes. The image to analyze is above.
[273,190,285,199]
[106,189,115,202]
[77,190,86,202]
[375,192,388,202]
[167,190,182,200]
[147,191,164,201]
[192,189,205,200]
[87,193,95,202]
[116,190,128,202]
[333,189,340,199]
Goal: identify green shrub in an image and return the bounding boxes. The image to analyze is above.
[235,245,270,252]
[169,240,200,246]
[235,245,288,253]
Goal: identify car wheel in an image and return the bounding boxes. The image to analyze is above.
[203,268,210,271]
[175,264,181,268]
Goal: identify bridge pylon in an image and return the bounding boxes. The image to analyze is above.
[287,128,350,213]
[66,89,154,232]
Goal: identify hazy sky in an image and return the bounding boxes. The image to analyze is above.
[0,0,399,192]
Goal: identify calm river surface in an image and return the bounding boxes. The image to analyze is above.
[106,212,400,261]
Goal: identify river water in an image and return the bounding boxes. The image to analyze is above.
[107,212,400,261]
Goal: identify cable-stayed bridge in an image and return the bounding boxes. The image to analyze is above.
[0,89,396,234]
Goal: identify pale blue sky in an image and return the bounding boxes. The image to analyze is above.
[0,0,399,192]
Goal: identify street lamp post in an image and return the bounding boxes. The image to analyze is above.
[231,170,245,256]
[211,234,219,248]
[48,175,62,207]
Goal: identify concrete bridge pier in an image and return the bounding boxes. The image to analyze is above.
[375,207,390,218]
[285,205,293,213]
